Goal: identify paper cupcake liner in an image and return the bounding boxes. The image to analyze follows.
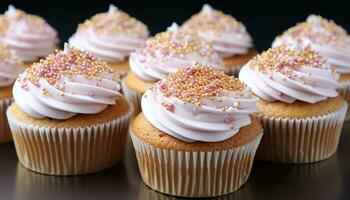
[256,103,347,164]
[6,103,133,176]
[130,129,263,198]
[121,79,143,118]
[338,80,350,121]
[0,98,13,143]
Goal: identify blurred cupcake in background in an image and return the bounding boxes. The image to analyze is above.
[69,4,149,76]
[7,44,133,175]
[273,15,350,120]
[0,43,23,143]
[239,45,347,164]
[123,23,224,115]
[131,63,263,197]
[181,4,256,75]
[0,5,58,68]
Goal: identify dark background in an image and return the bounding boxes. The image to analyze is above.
[1,0,349,52]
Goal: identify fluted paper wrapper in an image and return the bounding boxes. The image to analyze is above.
[121,79,143,117]
[338,81,350,121]
[6,104,133,176]
[0,98,12,143]
[130,130,263,198]
[256,103,347,164]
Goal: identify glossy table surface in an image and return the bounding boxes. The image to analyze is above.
[1,123,350,200]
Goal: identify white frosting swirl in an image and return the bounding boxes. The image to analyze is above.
[69,5,149,63]
[13,45,121,119]
[130,23,225,81]
[181,4,253,58]
[273,15,350,74]
[0,44,23,87]
[239,45,341,104]
[0,5,58,62]
[141,64,258,142]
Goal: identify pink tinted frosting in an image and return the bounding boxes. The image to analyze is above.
[0,5,58,62]
[69,5,149,63]
[273,15,350,74]
[13,44,121,120]
[141,63,258,142]
[130,23,225,81]
[0,44,23,87]
[239,45,341,104]
[181,4,253,58]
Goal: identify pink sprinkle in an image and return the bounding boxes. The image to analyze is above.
[89,92,95,97]
[159,83,167,90]
[139,57,146,63]
[21,84,28,91]
[224,116,235,123]
[34,82,41,88]
[278,92,283,96]
[167,104,175,112]
[186,67,197,75]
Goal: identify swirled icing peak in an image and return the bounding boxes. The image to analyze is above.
[130,24,224,81]
[13,44,121,120]
[77,5,148,37]
[181,4,253,57]
[0,43,23,87]
[183,4,245,34]
[273,15,350,73]
[275,15,349,47]
[69,4,149,62]
[141,62,258,142]
[239,45,341,104]
[0,5,58,62]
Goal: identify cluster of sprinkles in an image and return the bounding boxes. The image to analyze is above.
[182,4,245,34]
[0,44,21,65]
[250,45,332,86]
[1,5,49,34]
[140,30,214,58]
[77,5,148,37]
[251,45,326,72]
[277,15,350,47]
[20,44,114,91]
[155,62,245,106]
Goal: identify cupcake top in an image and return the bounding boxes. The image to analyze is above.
[13,44,121,120]
[239,45,341,104]
[0,5,58,62]
[130,23,224,81]
[69,4,149,63]
[181,4,253,58]
[0,43,23,87]
[141,62,258,142]
[273,15,350,74]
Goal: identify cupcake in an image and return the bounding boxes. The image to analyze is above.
[181,4,256,75]
[273,15,350,121]
[123,23,224,115]
[0,5,58,68]
[239,45,347,164]
[69,4,149,75]
[130,63,263,197]
[0,44,23,143]
[6,44,133,175]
